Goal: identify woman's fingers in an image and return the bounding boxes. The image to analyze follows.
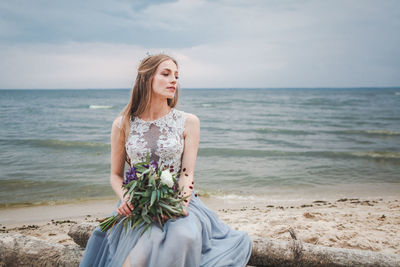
[182,209,188,216]
[116,207,124,216]
[117,207,128,216]
[117,202,133,216]
[122,205,131,215]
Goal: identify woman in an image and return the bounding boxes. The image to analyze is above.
[80,54,252,267]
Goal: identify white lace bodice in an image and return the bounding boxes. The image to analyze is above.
[125,108,187,172]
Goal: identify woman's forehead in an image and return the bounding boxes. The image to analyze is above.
[158,60,178,72]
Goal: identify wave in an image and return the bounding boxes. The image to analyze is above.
[395,92,400,95]
[0,179,113,208]
[248,137,308,148]
[301,98,365,106]
[89,105,114,109]
[0,195,114,209]
[198,147,400,161]
[329,129,400,137]
[214,194,256,201]
[253,128,400,137]
[0,139,109,149]
[350,151,400,159]
[201,103,213,107]
[198,147,283,157]
[254,128,315,135]
[305,150,400,160]
[301,98,337,106]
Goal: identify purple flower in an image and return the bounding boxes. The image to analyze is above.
[172,184,178,193]
[123,166,137,185]
[150,160,158,170]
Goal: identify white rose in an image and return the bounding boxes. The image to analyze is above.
[160,170,174,187]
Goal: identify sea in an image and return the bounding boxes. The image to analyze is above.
[1,88,400,207]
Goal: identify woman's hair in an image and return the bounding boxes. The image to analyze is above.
[120,54,179,142]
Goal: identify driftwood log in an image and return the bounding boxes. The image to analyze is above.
[1,223,400,267]
[68,222,400,267]
[68,222,97,248]
[0,233,83,267]
[249,236,400,266]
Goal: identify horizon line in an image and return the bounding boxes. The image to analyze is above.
[1,86,399,90]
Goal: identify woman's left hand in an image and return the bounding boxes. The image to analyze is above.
[181,207,188,216]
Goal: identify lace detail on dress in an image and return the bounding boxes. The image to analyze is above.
[125,108,187,173]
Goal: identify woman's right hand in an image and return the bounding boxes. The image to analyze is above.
[117,197,134,216]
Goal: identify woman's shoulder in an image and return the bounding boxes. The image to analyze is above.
[175,110,199,134]
[185,113,200,125]
[177,111,199,139]
[175,109,199,125]
[112,115,123,129]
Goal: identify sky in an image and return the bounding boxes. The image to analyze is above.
[0,0,399,89]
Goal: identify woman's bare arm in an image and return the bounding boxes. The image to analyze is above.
[178,113,200,210]
[110,116,133,216]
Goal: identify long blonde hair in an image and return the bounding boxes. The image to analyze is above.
[120,54,179,144]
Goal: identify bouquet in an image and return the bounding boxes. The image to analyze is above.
[99,154,188,236]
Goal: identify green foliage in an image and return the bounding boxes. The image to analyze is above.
[99,154,187,237]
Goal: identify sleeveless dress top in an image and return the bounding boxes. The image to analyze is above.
[125,108,186,172]
[79,108,252,267]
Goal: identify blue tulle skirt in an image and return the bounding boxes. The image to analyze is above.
[79,193,252,267]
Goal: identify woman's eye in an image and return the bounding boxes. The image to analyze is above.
[175,76,179,80]
[162,73,168,76]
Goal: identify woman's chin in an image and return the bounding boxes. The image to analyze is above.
[165,93,175,99]
[153,92,175,100]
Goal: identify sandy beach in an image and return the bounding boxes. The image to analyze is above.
[1,194,399,256]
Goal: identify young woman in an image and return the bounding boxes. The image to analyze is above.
[79,54,252,267]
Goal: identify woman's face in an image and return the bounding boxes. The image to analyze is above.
[151,59,179,100]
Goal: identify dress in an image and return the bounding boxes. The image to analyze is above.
[79,108,252,267]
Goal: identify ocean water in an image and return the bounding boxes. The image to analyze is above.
[1,88,400,207]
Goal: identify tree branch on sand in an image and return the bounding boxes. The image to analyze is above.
[1,223,399,266]
[0,233,82,267]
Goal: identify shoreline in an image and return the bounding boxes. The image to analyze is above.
[2,183,400,227]
[2,186,400,228]
[1,193,399,255]
[2,181,400,210]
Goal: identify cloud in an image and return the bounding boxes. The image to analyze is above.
[1,37,398,89]
[0,0,399,88]
[0,43,147,88]
[129,0,179,11]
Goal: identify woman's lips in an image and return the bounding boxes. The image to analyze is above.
[167,87,176,91]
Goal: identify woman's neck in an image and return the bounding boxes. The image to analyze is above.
[139,97,171,121]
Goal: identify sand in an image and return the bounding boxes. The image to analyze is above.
[1,195,399,255]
